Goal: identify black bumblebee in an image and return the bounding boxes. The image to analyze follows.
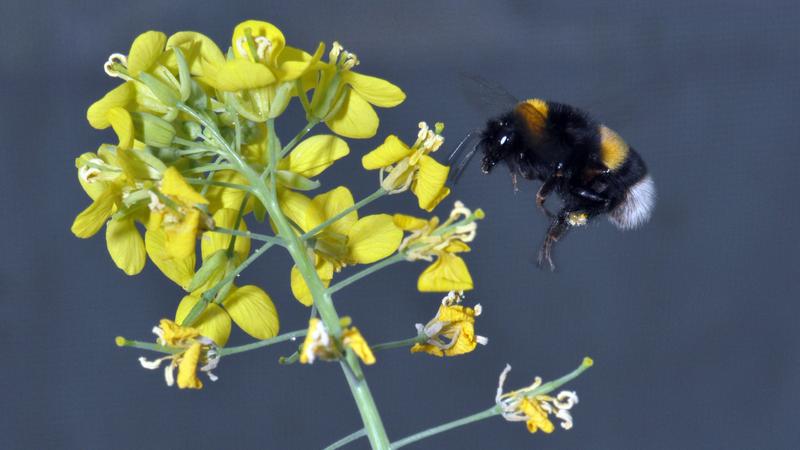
[451,83,654,270]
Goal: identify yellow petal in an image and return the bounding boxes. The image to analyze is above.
[223,285,280,340]
[175,295,232,347]
[164,31,225,76]
[231,20,286,65]
[204,170,250,213]
[325,89,379,139]
[163,209,201,259]
[279,43,325,80]
[206,59,276,91]
[411,343,444,357]
[107,107,134,149]
[145,229,195,289]
[312,186,356,236]
[105,218,146,275]
[277,189,323,232]
[161,167,208,205]
[176,342,203,389]
[290,260,333,306]
[361,135,412,170]
[86,82,137,129]
[127,31,167,76]
[282,134,350,178]
[412,155,451,212]
[392,214,429,231]
[342,71,406,107]
[417,253,474,292]
[342,327,376,365]
[201,208,250,264]
[347,214,402,264]
[71,188,116,238]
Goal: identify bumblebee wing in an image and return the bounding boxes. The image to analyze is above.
[459,73,519,117]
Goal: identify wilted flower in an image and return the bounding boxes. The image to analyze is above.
[411,291,487,357]
[300,318,375,365]
[495,359,593,434]
[132,319,221,390]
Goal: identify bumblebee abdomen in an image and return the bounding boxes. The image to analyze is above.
[598,125,630,171]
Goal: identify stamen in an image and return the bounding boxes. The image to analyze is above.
[147,192,166,212]
[254,36,272,60]
[235,37,248,58]
[103,53,128,77]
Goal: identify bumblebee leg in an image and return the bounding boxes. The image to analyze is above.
[570,186,610,207]
[537,211,570,271]
[536,176,559,218]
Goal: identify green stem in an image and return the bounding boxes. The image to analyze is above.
[519,357,594,397]
[301,188,386,240]
[390,407,501,449]
[278,119,319,159]
[115,338,181,354]
[219,328,307,357]
[185,177,252,191]
[371,335,427,352]
[214,227,284,246]
[328,253,406,295]
[325,429,367,450]
[340,359,391,449]
[178,102,390,449]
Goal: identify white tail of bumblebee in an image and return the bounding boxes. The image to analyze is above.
[609,175,655,230]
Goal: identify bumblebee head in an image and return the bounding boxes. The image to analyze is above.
[480,116,517,173]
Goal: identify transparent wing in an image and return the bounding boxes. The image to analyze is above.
[459,73,519,118]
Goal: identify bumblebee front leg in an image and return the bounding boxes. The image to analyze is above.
[537,211,571,271]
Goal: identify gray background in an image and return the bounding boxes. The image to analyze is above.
[2,0,799,448]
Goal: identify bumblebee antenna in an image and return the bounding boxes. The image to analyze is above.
[448,130,482,184]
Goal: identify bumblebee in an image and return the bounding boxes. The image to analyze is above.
[450,97,655,270]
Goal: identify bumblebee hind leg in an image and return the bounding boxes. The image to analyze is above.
[537,211,571,271]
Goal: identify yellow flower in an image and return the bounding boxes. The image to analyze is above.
[310,41,405,138]
[279,186,402,305]
[170,208,279,347]
[411,291,487,357]
[393,201,483,292]
[71,147,153,276]
[146,167,210,260]
[136,319,220,390]
[495,363,588,433]
[362,122,450,211]
[201,20,325,119]
[299,318,375,365]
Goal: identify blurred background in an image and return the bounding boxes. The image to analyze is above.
[2,0,799,448]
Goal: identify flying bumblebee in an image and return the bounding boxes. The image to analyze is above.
[450,80,655,270]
